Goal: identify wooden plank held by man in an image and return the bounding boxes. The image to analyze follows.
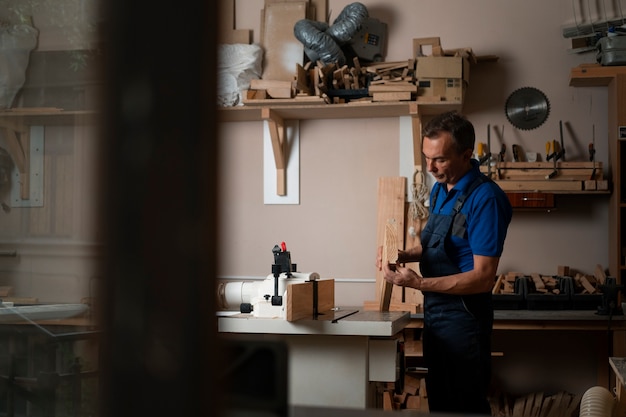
[380,221,399,310]
[372,177,406,311]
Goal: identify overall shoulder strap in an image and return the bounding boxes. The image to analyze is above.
[452,175,492,214]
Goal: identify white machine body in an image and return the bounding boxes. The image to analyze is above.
[220,271,320,318]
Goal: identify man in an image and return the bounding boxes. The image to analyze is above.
[378,111,512,415]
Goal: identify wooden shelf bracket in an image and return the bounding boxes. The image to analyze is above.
[0,120,44,207]
[1,119,30,200]
[262,107,288,196]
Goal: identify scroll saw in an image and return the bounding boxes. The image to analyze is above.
[218,242,331,320]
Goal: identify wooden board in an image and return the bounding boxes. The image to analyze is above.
[286,279,334,322]
[369,84,418,93]
[374,177,406,311]
[219,0,252,44]
[373,92,412,102]
[242,94,326,105]
[261,1,307,81]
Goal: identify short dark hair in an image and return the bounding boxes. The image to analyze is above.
[422,111,475,154]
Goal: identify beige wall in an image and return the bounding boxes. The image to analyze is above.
[219,0,613,305]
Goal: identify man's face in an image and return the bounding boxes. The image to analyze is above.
[422,132,472,188]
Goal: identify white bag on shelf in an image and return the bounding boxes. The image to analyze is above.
[217,43,263,107]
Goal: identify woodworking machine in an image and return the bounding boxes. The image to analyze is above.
[217,242,321,319]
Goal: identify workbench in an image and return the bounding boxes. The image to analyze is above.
[409,309,626,331]
[409,310,626,395]
[217,309,410,409]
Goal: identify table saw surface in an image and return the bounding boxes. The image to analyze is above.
[218,308,410,336]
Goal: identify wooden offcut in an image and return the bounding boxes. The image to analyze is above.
[373,92,412,102]
[219,0,252,44]
[261,1,307,81]
[383,222,399,265]
[285,279,334,322]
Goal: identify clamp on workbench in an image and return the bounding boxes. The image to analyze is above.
[270,242,296,306]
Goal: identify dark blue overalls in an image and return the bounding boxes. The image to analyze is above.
[420,175,493,415]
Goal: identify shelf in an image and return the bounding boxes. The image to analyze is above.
[0,109,98,126]
[218,100,463,123]
[569,63,626,87]
[218,100,462,196]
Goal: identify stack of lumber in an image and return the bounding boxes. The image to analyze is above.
[489,391,581,417]
[365,60,417,102]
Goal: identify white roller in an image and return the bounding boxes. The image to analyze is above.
[221,281,258,310]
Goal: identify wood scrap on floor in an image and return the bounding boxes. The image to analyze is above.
[380,374,428,412]
[490,390,581,417]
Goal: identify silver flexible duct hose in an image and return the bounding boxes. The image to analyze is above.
[293,2,369,66]
[327,2,368,44]
[293,20,342,65]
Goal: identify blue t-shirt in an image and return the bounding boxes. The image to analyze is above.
[429,159,512,272]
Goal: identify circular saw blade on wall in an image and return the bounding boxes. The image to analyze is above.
[505,87,550,130]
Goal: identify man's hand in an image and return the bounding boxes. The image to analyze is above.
[382,262,423,290]
[376,246,383,270]
[376,246,407,270]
